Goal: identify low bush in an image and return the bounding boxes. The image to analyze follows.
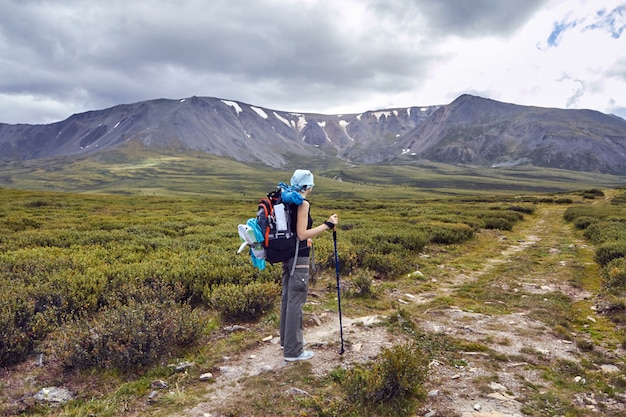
[508,205,536,214]
[481,216,514,231]
[555,198,573,204]
[563,206,606,222]
[351,270,374,297]
[0,283,34,366]
[362,252,410,278]
[600,257,626,295]
[209,281,280,322]
[595,242,626,266]
[476,208,524,231]
[341,343,428,410]
[573,216,596,230]
[584,221,626,244]
[580,188,605,199]
[53,300,203,372]
[612,192,626,205]
[421,223,474,244]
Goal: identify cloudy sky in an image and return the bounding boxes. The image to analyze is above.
[1,0,625,125]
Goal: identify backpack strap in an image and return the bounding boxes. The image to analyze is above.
[289,237,300,277]
[258,197,273,246]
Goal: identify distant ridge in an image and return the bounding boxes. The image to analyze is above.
[1,94,626,175]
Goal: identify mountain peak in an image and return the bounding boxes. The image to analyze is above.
[1,95,626,175]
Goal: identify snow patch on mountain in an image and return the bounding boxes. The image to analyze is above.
[221,100,243,115]
[250,106,268,119]
[339,120,355,141]
[273,112,291,127]
[373,111,391,121]
[290,114,307,131]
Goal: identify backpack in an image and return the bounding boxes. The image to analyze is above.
[238,183,304,268]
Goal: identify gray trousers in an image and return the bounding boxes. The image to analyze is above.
[280,256,310,358]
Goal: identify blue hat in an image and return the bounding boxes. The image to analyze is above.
[290,169,314,190]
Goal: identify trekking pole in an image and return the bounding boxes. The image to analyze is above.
[333,229,345,355]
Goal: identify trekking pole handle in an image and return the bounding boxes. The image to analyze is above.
[325,213,338,230]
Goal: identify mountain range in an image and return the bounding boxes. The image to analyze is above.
[1,94,626,175]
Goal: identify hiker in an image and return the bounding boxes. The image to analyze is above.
[281,169,339,361]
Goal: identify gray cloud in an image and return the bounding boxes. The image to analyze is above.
[371,0,549,37]
[0,0,624,124]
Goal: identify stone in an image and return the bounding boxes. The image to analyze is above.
[310,314,322,326]
[151,379,168,389]
[174,361,195,372]
[489,382,507,391]
[600,364,620,374]
[487,392,517,401]
[147,390,159,403]
[34,387,74,405]
[223,325,248,333]
[199,373,214,381]
[286,387,309,396]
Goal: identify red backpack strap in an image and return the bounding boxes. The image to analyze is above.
[258,197,273,246]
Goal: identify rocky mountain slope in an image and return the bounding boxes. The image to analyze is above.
[1,94,625,175]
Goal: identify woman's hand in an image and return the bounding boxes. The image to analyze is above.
[325,213,339,230]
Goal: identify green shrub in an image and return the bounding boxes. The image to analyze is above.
[362,253,410,278]
[575,338,594,352]
[317,239,360,275]
[364,231,428,253]
[595,242,626,266]
[482,216,514,231]
[209,281,280,322]
[0,283,34,366]
[342,343,427,409]
[573,216,596,230]
[612,192,626,205]
[555,198,573,204]
[508,205,536,214]
[350,270,374,297]
[581,188,605,199]
[600,257,626,295]
[475,208,524,231]
[53,301,203,372]
[422,223,474,244]
[563,206,603,222]
[551,359,585,379]
[584,221,626,244]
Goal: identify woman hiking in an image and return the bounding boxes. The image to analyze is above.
[281,169,339,361]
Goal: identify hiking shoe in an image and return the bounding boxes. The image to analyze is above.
[281,339,306,350]
[284,350,314,362]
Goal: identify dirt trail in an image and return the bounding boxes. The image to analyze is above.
[178,206,624,417]
[420,205,590,416]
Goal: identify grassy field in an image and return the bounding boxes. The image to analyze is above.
[1,143,625,198]
[1,153,626,416]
